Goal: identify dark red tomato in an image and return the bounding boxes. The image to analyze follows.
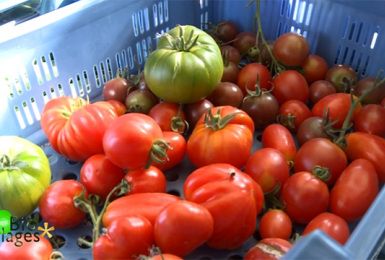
[103,77,132,103]
[125,166,166,194]
[154,200,214,257]
[345,132,385,182]
[354,104,385,136]
[281,171,329,224]
[294,138,347,186]
[244,238,292,260]
[259,209,292,240]
[39,180,86,229]
[330,159,378,222]
[302,54,329,84]
[207,82,243,107]
[303,212,350,245]
[148,254,183,260]
[296,116,329,145]
[312,93,361,128]
[148,102,186,133]
[325,64,357,93]
[106,100,126,116]
[80,154,125,200]
[152,131,186,171]
[277,100,312,132]
[125,88,158,114]
[0,236,53,260]
[245,148,290,193]
[309,80,336,104]
[353,77,385,104]
[382,97,385,106]
[237,63,272,94]
[184,99,213,128]
[221,45,241,64]
[272,70,309,104]
[214,20,239,43]
[273,32,309,67]
[262,124,297,163]
[221,61,239,83]
[241,91,279,129]
[233,32,256,55]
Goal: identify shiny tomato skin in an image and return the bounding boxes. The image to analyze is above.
[303,212,350,245]
[245,238,292,260]
[273,32,309,67]
[148,102,185,132]
[80,154,125,200]
[245,148,290,193]
[345,132,385,182]
[0,236,53,260]
[262,124,297,163]
[354,104,385,137]
[207,82,244,107]
[309,80,337,104]
[296,116,329,145]
[330,159,379,222]
[281,171,329,224]
[125,166,167,194]
[237,63,272,94]
[272,70,309,104]
[259,209,292,240]
[278,100,312,132]
[152,131,186,171]
[154,200,214,257]
[294,138,347,186]
[103,77,130,103]
[302,54,329,84]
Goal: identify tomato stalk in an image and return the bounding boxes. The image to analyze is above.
[163,26,200,52]
[312,166,331,183]
[147,139,171,168]
[170,104,189,134]
[204,109,239,131]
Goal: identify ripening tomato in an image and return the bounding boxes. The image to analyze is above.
[221,45,241,64]
[237,63,272,94]
[325,64,357,93]
[277,100,312,132]
[213,20,239,43]
[233,32,256,55]
[259,209,292,239]
[125,166,167,194]
[148,102,186,133]
[103,77,131,103]
[0,236,53,260]
[330,159,379,222]
[302,54,329,84]
[184,99,213,128]
[152,131,186,171]
[272,70,309,104]
[303,212,350,245]
[296,116,329,145]
[353,104,385,137]
[207,82,244,108]
[309,80,336,104]
[245,238,292,260]
[353,77,385,104]
[262,124,297,163]
[273,32,309,67]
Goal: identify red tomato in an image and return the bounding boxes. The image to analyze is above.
[302,54,329,83]
[294,138,347,186]
[273,32,309,67]
[39,180,86,229]
[125,166,166,194]
[353,77,385,104]
[309,80,336,104]
[154,200,214,256]
[152,131,186,171]
[41,97,118,161]
[207,82,244,108]
[0,236,53,260]
[245,148,290,193]
[272,70,309,104]
[103,113,165,170]
[296,116,329,145]
[106,99,126,116]
[80,154,125,200]
[303,212,350,245]
[103,77,131,103]
[245,238,292,260]
[93,215,154,260]
[184,99,213,128]
[330,159,379,222]
[148,254,183,260]
[221,61,239,83]
[354,104,385,136]
[277,100,312,132]
[259,209,292,239]
[184,163,264,214]
[281,171,329,224]
[237,63,272,94]
[187,106,254,168]
[345,132,385,182]
[103,193,180,226]
[262,124,297,163]
[325,64,357,93]
[148,102,186,133]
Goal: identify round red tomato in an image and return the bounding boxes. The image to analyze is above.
[39,180,86,229]
[125,166,167,194]
[0,236,53,260]
[148,102,186,133]
[80,154,125,200]
[309,80,336,104]
[262,124,297,163]
[272,70,309,104]
[245,148,290,193]
[354,104,385,136]
[152,131,186,171]
[302,54,329,83]
[273,32,309,67]
[294,138,347,186]
[303,212,350,245]
[277,100,312,132]
[245,238,292,260]
[237,63,272,94]
[281,171,329,224]
[259,209,292,240]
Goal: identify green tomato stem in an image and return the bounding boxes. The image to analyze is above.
[312,166,331,183]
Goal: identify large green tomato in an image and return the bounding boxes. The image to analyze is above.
[144,25,223,104]
[0,136,51,217]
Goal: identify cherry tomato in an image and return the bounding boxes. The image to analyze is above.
[80,154,125,200]
[277,100,312,132]
[221,45,241,64]
[302,54,329,83]
[125,88,159,114]
[273,32,309,67]
[294,138,347,186]
[233,32,256,55]
[281,171,329,224]
[245,238,292,260]
[309,80,336,104]
[213,20,239,43]
[154,200,214,256]
[354,104,385,136]
[237,63,272,94]
[303,212,350,245]
[0,236,53,260]
[184,99,213,128]
[272,70,309,104]
[207,82,243,108]
[125,166,166,194]
[103,77,132,103]
[245,148,290,193]
[39,180,86,229]
[259,209,292,239]
[325,64,357,93]
[221,61,239,83]
[262,124,297,163]
[148,102,186,133]
[296,116,329,145]
[330,159,379,222]
[152,131,186,171]
[353,77,385,104]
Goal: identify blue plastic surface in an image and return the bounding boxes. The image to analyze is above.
[1,0,385,259]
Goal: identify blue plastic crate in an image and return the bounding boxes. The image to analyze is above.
[1,0,385,259]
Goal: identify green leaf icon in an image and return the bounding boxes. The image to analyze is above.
[0,210,11,234]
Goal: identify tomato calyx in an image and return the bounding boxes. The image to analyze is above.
[170,104,189,134]
[264,184,284,211]
[276,113,296,132]
[312,166,331,183]
[204,109,239,131]
[0,154,28,171]
[163,26,199,52]
[148,139,172,167]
